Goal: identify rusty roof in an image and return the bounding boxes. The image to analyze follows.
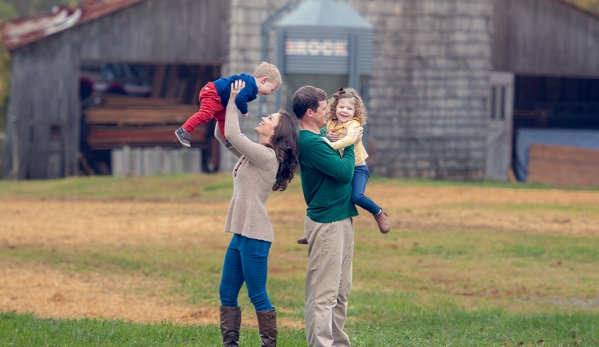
[0,0,147,51]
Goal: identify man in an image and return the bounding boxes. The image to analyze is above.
[291,85,360,347]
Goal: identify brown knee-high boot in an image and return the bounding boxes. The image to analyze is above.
[256,309,277,347]
[220,306,241,347]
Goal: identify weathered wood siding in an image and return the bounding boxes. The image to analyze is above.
[360,0,493,179]
[2,0,229,179]
[4,34,81,179]
[494,0,599,77]
[78,0,229,63]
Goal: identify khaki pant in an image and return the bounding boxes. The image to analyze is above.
[304,216,354,347]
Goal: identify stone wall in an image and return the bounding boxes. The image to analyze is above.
[225,0,494,180]
[357,0,493,180]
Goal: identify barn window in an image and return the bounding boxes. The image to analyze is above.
[50,126,61,144]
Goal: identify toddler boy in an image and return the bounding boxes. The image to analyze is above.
[175,62,281,148]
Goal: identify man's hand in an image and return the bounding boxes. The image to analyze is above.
[327,131,340,142]
[242,113,248,119]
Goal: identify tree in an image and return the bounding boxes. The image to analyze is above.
[5,0,83,17]
[0,0,17,134]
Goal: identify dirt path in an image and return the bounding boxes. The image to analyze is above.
[1,185,598,324]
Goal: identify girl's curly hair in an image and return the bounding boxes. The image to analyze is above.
[328,87,368,125]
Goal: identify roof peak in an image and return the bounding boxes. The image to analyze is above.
[277,0,372,30]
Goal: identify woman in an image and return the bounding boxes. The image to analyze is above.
[215,80,299,347]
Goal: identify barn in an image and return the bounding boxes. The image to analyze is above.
[2,0,599,182]
[0,0,229,179]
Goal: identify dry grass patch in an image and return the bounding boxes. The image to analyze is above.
[2,180,599,325]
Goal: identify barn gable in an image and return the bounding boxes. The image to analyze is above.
[494,0,599,77]
[2,0,229,179]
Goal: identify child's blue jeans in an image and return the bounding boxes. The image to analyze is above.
[219,233,273,312]
[352,164,381,214]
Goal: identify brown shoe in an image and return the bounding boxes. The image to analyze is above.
[373,210,391,234]
[256,309,277,347]
[220,306,241,347]
[297,236,308,245]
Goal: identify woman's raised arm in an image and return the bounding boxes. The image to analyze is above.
[224,80,277,170]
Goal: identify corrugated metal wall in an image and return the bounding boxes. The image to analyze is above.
[2,0,230,179]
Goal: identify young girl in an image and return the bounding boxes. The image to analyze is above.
[297,87,390,245]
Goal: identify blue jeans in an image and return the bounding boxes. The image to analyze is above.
[219,233,273,312]
[352,165,381,214]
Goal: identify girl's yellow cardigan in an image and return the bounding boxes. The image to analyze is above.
[322,118,369,165]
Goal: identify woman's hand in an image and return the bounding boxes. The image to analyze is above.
[230,80,247,118]
[230,80,246,99]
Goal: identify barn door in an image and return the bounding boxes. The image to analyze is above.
[486,72,514,181]
[47,125,64,179]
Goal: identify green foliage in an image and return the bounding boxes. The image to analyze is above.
[0,0,17,21]
[0,46,10,133]
[5,0,84,17]
[0,0,17,135]
[570,0,599,13]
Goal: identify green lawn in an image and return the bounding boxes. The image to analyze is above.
[1,174,598,346]
[2,310,598,346]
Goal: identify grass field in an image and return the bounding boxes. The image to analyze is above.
[1,174,599,346]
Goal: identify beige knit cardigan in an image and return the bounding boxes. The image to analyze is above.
[214,100,279,242]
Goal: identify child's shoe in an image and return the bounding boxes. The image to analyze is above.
[175,127,191,147]
[373,210,391,234]
[297,236,308,245]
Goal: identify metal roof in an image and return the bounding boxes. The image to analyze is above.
[0,0,147,51]
[277,0,372,30]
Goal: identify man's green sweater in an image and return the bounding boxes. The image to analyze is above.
[298,128,358,223]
